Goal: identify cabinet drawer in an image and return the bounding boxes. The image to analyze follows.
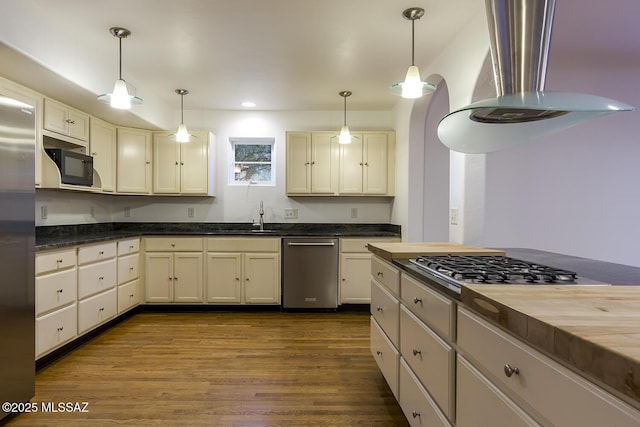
[206,237,279,252]
[401,273,454,340]
[370,317,399,399]
[36,268,77,315]
[118,253,140,284]
[371,256,399,295]
[117,238,140,255]
[144,237,203,252]
[36,303,77,357]
[371,279,400,346]
[36,248,76,275]
[117,279,140,313]
[400,305,454,419]
[456,354,540,427]
[77,241,117,265]
[78,258,117,299]
[457,307,640,427]
[78,288,116,334]
[399,358,452,427]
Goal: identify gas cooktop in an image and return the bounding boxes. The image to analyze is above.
[406,255,609,295]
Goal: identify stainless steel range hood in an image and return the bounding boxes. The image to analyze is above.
[437,0,634,154]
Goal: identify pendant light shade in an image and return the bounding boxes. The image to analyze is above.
[175,89,190,143]
[390,8,436,99]
[338,91,354,145]
[97,27,142,109]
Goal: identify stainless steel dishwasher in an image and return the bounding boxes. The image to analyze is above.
[282,237,339,309]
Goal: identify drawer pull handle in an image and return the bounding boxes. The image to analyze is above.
[57,326,64,332]
[130,245,134,249]
[411,411,420,419]
[174,277,178,281]
[376,271,383,277]
[56,259,63,263]
[130,294,134,298]
[99,307,105,312]
[376,351,382,356]
[130,267,134,270]
[413,297,422,304]
[99,276,104,280]
[504,364,520,378]
[99,251,104,255]
[412,349,422,356]
[376,306,383,312]
[171,243,176,247]
[56,289,63,293]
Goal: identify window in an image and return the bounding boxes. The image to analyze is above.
[229,137,275,185]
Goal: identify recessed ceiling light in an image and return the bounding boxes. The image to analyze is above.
[241,101,256,108]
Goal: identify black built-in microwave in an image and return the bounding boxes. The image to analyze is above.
[45,148,94,186]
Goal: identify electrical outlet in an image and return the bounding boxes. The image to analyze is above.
[284,208,298,219]
[124,207,131,218]
[40,205,47,220]
[188,207,195,218]
[90,206,95,218]
[450,208,459,225]
[351,207,358,219]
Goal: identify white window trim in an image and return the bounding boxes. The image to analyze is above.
[228,137,276,186]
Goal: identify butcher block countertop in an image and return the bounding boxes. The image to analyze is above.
[462,285,640,406]
[366,241,504,261]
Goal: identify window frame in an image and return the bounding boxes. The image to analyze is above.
[228,137,276,186]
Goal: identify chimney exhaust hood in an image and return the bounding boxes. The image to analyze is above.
[437,0,634,154]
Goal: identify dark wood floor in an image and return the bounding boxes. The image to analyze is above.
[5,312,409,426]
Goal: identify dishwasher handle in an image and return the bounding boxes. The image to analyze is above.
[287,242,335,247]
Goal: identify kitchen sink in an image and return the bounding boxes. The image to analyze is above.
[251,229,275,233]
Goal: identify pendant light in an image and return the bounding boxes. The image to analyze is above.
[175,89,190,143]
[390,7,436,99]
[338,91,354,145]
[97,27,143,109]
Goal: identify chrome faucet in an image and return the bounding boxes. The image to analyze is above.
[258,201,265,231]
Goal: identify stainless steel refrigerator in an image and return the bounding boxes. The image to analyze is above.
[0,93,36,421]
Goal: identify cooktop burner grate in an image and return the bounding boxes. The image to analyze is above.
[410,255,579,284]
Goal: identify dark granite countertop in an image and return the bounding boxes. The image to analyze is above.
[36,222,401,250]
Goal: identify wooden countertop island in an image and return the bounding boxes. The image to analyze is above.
[367,241,504,261]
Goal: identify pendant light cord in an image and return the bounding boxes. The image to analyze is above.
[118,36,123,80]
[343,95,347,126]
[181,93,184,124]
[411,18,415,66]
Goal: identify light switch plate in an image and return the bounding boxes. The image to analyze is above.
[284,208,298,219]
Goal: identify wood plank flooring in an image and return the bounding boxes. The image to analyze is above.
[5,312,409,426]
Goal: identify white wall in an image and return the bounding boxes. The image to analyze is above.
[37,109,396,226]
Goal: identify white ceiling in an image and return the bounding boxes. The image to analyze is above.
[1,0,639,129]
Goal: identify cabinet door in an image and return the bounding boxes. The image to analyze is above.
[43,98,69,135]
[145,253,174,302]
[67,108,90,142]
[244,253,280,304]
[90,118,117,192]
[339,136,364,194]
[363,133,388,194]
[153,133,181,194]
[206,253,242,303]
[286,132,311,194]
[310,132,335,193]
[117,127,152,193]
[340,253,372,303]
[173,253,203,303]
[180,132,209,194]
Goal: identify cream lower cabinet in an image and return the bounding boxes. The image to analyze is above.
[117,127,152,194]
[35,248,78,358]
[206,238,280,304]
[144,237,204,303]
[117,238,141,313]
[77,242,117,334]
[340,237,400,304]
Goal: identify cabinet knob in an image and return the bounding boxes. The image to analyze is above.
[92,152,97,156]
[175,161,179,165]
[376,306,383,312]
[99,251,104,255]
[376,351,382,356]
[174,277,178,281]
[311,161,315,165]
[504,364,520,378]
[411,411,421,419]
[412,349,422,356]
[56,259,63,263]
[364,162,369,166]
[376,271,383,277]
[246,277,250,281]
[304,162,310,165]
[99,307,105,312]
[181,162,184,165]
[359,162,363,166]
[57,289,63,293]
[57,326,64,332]
[235,277,240,281]
[146,161,151,164]
[130,294,134,298]
[169,277,173,281]
[65,119,75,124]
[413,297,422,304]
[171,243,175,247]
[130,267,134,270]
[99,276,104,281]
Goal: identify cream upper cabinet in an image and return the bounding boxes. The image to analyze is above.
[339,132,393,195]
[43,98,89,145]
[286,132,337,195]
[117,127,152,194]
[153,131,214,195]
[90,117,117,192]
